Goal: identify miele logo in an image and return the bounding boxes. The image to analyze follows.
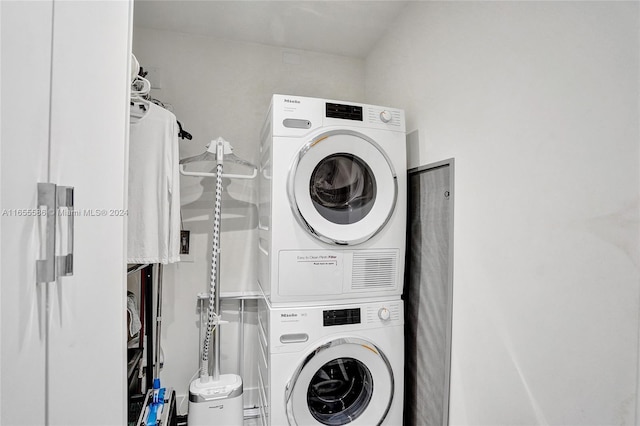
[281,313,298,318]
[284,99,300,104]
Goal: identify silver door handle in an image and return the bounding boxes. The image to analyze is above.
[56,186,74,276]
[36,183,57,283]
[36,183,74,282]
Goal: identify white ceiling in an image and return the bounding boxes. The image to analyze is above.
[133,1,409,58]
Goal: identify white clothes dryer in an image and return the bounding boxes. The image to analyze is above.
[258,95,406,306]
[257,298,404,426]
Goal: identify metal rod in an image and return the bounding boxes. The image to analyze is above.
[144,265,154,391]
[154,264,164,380]
[212,146,224,382]
[239,299,245,379]
[127,263,150,276]
[213,248,221,381]
[198,297,204,374]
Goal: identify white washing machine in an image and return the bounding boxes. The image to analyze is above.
[257,298,404,426]
[258,95,406,306]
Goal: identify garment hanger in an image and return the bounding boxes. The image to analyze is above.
[177,121,193,140]
[130,81,151,119]
[131,76,151,101]
[129,100,149,119]
[130,89,150,119]
[179,137,257,180]
[129,53,151,119]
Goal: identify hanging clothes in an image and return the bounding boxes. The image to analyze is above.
[127,102,181,264]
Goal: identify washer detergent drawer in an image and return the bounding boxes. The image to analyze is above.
[278,250,349,296]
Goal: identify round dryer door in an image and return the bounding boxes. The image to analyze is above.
[288,131,397,245]
[285,338,394,426]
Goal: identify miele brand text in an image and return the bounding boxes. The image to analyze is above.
[281,313,298,318]
[284,99,300,104]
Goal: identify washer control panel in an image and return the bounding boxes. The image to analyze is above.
[323,308,361,326]
[271,300,404,351]
[365,302,402,324]
[322,302,402,327]
[320,302,401,327]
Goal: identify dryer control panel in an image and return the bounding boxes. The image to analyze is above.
[326,103,363,121]
[270,94,406,137]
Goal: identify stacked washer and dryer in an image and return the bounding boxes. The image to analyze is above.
[257,95,406,426]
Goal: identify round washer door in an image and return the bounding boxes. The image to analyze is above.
[285,338,394,426]
[288,131,397,245]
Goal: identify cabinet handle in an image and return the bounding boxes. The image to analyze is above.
[36,183,56,283]
[56,186,74,276]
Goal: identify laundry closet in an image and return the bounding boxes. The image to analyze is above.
[126,2,418,423]
[2,1,638,425]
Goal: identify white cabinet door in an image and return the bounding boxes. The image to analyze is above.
[46,2,132,424]
[0,1,53,424]
[1,1,132,424]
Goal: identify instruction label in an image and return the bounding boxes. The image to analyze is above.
[278,250,346,296]
[295,254,338,266]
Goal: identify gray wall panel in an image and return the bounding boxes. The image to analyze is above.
[405,161,453,426]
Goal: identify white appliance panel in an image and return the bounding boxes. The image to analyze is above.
[258,95,407,306]
[257,299,404,426]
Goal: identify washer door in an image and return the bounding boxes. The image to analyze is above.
[285,338,394,426]
[288,131,397,245]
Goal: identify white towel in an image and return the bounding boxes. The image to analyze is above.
[127,292,142,337]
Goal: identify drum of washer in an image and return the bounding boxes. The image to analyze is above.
[285,338,395,425]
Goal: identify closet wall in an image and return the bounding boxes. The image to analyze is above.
[365,2,640,424]
[131,26,366,411]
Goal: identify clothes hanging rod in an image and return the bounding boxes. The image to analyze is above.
[127,263,150,276]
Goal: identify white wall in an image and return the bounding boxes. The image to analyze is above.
[366,2,640,424]
[131,26,365,412]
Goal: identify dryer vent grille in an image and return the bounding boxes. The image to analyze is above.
[352,252,397,290]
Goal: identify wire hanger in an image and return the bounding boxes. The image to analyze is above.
[179,137,257,180]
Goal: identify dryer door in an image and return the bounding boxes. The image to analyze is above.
[285,338,394,426]
[288,131,397,245]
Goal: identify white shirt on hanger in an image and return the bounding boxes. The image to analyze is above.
[127,102,181,264]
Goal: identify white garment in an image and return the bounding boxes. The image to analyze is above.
[127,292,142,337]
[127,102,181,263]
